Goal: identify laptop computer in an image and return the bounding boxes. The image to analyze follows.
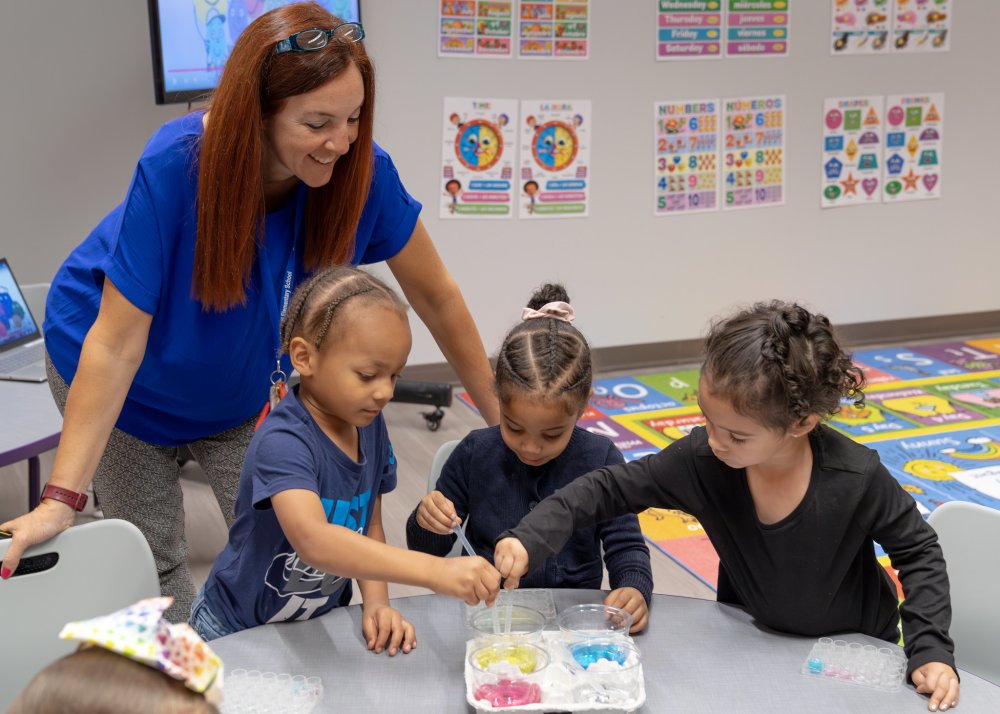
[0,257,47,382]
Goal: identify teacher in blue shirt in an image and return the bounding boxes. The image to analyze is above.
[0,3,500,622]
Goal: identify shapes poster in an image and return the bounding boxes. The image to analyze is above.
[656,0,724,60]
[722,95,785,210]
[518,100,591,218]
[440,98,518,219]
[893,0,951,53]
[882,93,944,203]
[517,0,590,59]
[821,96,885,208]
[654,99,720,215]
[725,0,790,58]
[830,0,892,55]
[439,1,514,58]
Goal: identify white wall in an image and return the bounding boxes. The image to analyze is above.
[2,1,997,367]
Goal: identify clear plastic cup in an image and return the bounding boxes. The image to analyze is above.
[557,604,633,641]
[566,638,642,705]
[470,604,546,643]
[468,642,549,708]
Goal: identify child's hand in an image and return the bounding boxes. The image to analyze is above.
[433,556,501,605]
[911,662,959,711]
[361,603,416,656]
[604,587,649,634]
[494,537,529,589]
[415,490,459,535]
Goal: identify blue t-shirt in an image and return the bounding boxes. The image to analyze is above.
[202,387,397,632]
[44,112,422,445]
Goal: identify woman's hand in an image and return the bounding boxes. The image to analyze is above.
[1,501,76,578]
[604,587,649,634]
[415,490,459,535]
[361,602,416,656]
[911,662,959,711]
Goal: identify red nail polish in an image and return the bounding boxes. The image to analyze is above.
[1,567,10,579]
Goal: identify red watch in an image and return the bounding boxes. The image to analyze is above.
[41,483,89,512]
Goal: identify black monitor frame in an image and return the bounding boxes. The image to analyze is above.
[146,1,362,106]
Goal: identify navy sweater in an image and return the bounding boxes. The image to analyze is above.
[406,426,653,603]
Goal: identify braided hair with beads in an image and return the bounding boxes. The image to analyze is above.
[495,284,592,415]
[700,300,865,432]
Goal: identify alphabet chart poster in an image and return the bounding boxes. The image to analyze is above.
[725,0,790,58]
[882,93,944,203]
[654,99,720,215]
[439,1,514,58]
[440,98,518,219]
[722,95,785,210]
[892,0,951,53]
[821,96,885,208]
[830,0,892,55]
[656,0,724,60]
[519,100,591,218]
[517,0,590,59]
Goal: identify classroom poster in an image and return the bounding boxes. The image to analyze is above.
[830,0,892,55]
[654,99,720,215]
[440,98,518,219]
[439,0,514,58]
[518,99,591,218]
[882,93,944,203]
[722,95,785,210]
[656,0,724,60]
[892,0,951,53]
[725,0,790,58]
[517,0,589,59]
[821,96,885,208]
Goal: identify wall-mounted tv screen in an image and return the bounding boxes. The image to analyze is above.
[148,1,362,105]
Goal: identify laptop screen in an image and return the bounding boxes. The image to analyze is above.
[0,258,42,351]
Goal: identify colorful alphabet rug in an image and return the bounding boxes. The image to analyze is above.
[457,336,1000,591]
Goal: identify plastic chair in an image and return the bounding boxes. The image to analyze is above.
[427,439,461,493]
[427,440,463,556]
[927,501,1000,685]
[0,519,160,709]
[20,282,50,327]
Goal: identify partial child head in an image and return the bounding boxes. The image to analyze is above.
[698,301,864,466]
[10,596,221,714]
[495,284,592,467]
[8,648,219,714]
[281,266,411,427]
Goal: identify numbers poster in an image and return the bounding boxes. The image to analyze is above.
[821,96,885,208]
[518,0,590,59]
[440,98,518,219]
[722,95,785,210]
[882,93,944,203]
[656,1,724,60]
[439,1,514,58]
[831,0,951,55]
[519,100,591,218]
[726,0,790,58]
[654,99,720,215]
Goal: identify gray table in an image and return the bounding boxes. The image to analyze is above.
[0,379,61,510]
[210,590,1000,713]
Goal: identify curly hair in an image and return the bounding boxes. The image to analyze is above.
[701,300,865,431]
[494,283,592,415]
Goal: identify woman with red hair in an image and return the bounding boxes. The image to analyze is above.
[0,3,499,622]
